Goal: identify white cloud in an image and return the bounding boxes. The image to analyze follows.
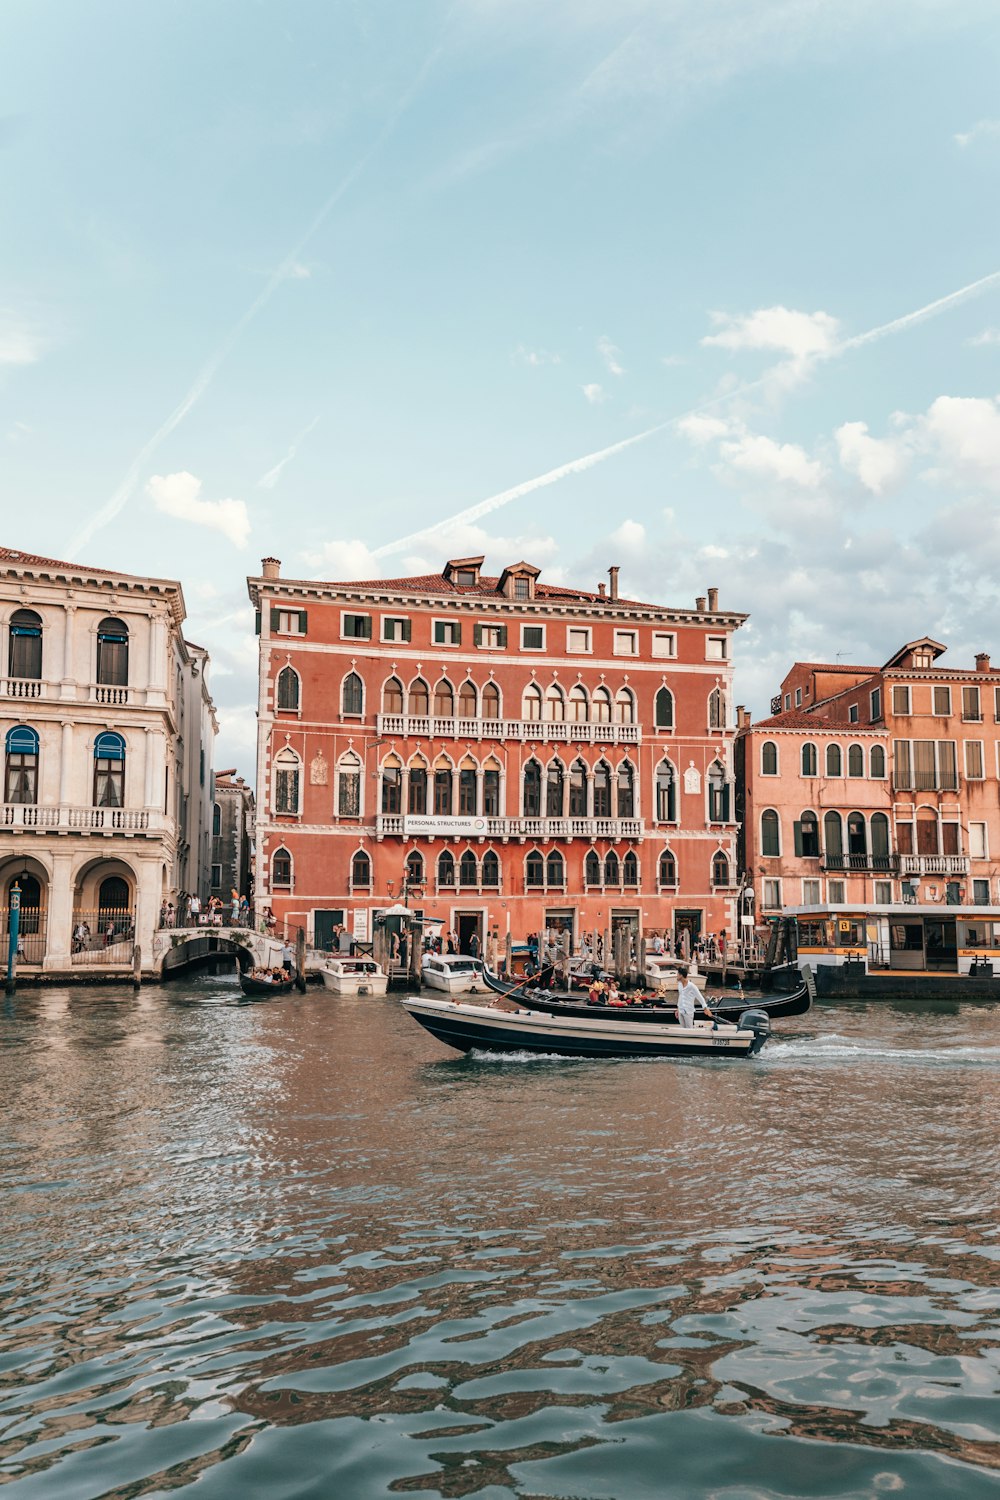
[967,328,1000,347]
[147,472,251,549]
[0,313,45,366]
[609,519,646,553]
[677,413,733,445]
[835,420,907,495]
[954,119,1000,148]
[918,394,1000,491]
[285,262,312,279]
[597,335,625,376]
[582,383,608,404]
[512,345,561,366]
[702,305,840,360]
[306,523,560,581]
[719,431,824,488]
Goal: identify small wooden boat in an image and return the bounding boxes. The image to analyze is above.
[421,954,487,995]
[239,970,295,998]
[402,996,772,1059]
[319,957,388,996]
[481,966,811,1022]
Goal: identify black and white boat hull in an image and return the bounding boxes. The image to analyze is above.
[402,997,770,1059]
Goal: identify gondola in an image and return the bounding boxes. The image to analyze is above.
[480,966,812,1022]
[239,970,295,998]
[402,995,772,1059]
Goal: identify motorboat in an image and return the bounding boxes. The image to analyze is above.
[421,953,487,995]
[319,956,388,996]
[481,966,812,1023]
[643,954,706,991]
[401,995,771,1059]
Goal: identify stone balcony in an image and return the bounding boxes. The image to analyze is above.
[1,804,168,835]
[898,854,970,876]
[375,814,645,842]
[2,676,132,706]
[376,714,641,745]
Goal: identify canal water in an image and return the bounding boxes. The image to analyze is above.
[1,979,999,1499]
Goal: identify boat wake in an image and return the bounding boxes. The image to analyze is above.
[467,1048,589,1065]
[765,1033,1000,1066]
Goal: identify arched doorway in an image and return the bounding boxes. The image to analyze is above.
[72,859,135,963]
[2,859,48,965]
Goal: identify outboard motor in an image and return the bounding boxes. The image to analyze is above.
[738,1007,771,1054]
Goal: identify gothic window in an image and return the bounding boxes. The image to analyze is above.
[459,680,477,718]
[592,685,612,723]
[569,758,588,816]
[337,752,362,817]
[277,666,300,712]
[272,847,292,888]
[708,760,729,821]
[712,850,730,887]
[459,767,477,815]
[568,684,588,722]
[459,849,478,887]
[655,760,676,822]
[481,850,500,888]
[381,764,402,815]
[593,760,612,817]
[481,681,501,719]
[407,765,427,815]
[522,683,543,721]
[523,758,542,817]
[622,850,639,887]
[654,687,674,729]
[546,759,564,817]
[483,766,500,815]
[544,683,565,721]
[382,676,403,714]
[546,850,565,888]
[525,850,544,887]
[617,760,635,818]
[433,767,453,816]
[342,671,363,717]
[604,850,620,886]
[409,677,430,716]
[433,679,454,718]
[658,848,677,886]
[351,849,371,889]
[585,848,601,886]
[708,686,725,730]
[615,687,636,724]
[437,850,456,887]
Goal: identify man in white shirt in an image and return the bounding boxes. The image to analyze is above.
[676,969,716,1029]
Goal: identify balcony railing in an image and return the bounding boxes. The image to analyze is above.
[376,714,641,744]
[822,853,898,873]
[2,804,161,833]
[898,854,970,875]
[3,676,46,699]
[375,814,645,841]
[1,678,134,705]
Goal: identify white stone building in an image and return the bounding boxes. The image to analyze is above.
[0,545,217,974]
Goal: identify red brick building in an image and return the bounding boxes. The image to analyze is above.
[248,556,746,954]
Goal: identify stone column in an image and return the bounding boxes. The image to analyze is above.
[59,605,77,700]
[146,614,168,708]
[45,853,74,970]
[59,722,73,808]
[144,726,156,808]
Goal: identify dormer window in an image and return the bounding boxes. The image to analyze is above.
[913,650,933,669]
[498,562,540,601]
[442,556,484,588]
[514,577,530,600]
[456,569,477,587]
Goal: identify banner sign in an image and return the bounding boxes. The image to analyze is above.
[403,816,487,838]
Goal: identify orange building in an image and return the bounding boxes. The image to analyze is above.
[737,638,1000,974]
[247,556,747,954]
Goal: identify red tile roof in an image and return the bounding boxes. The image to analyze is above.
[751,710,836,730]
[303,571,678,612]
[791,661,879,675]
[0,545,133,580]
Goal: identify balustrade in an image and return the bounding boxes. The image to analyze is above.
[376,714,641,744]
[2,803,158,833]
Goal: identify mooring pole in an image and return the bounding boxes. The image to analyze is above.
[296,926,307,993]
[132,943,142,990]
[6,881,21,996]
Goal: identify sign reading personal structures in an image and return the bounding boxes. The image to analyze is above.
[403,816,488,839]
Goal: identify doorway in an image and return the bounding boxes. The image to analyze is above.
[674,909,703,957]
[456,911,484,955]
[925,918,957,971]
[314,909,345,953]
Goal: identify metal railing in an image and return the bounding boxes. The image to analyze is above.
[3,907,47,964]
[71,908,135,964]
[822,853,898,872]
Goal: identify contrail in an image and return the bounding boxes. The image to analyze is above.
[374,267,1000,560]
[67,44,444,560]
[257,413,322,490]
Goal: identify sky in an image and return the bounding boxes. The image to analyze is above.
[5,0,1000,774]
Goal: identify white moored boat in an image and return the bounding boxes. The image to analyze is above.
[643,956,706,991]
[401,996,771,1059]
[319,957,388,996]
[421,954,487,995]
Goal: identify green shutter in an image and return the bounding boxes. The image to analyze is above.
[255,610,261,636]
[298,609,308,634]
[453,621,461,645]
[270,608,281,631]
[401,618,411,642]
[362,615,372,639]
[793,820,803,857]
[498,625,508,648]
[474,623,483,647]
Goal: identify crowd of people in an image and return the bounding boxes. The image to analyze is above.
[159,890,255,929]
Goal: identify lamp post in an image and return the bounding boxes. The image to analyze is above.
[6,880,21,996]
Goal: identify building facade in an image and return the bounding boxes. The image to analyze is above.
[210,769,255,903]
[1,545,217,972]
[738,638,1000,972]
[248,555,746,953]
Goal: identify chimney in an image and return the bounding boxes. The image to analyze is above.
[261,557,281,580]
[707,586,719,612]
[608,565,620,601]
[695,595,706,612]
[597,582,606,598]
[736,704,750,729]
[976,652,991,673]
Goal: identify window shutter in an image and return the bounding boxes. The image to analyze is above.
[793,820,804,857]
[401,618,411,642]
[255,610,262,635]
[498,625,508,648]
[298,610,308,634]
[361,615,371,639]
[270,608,281,631]
[474,624,483,647]
[453,622,462,645]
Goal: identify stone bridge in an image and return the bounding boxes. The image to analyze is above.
[151,925,287,978]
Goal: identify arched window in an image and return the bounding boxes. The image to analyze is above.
[459,680,477,718]
[272,847,292,888]
[622,849,639,887]
[342,671,363,717]
[569,759,588,817]
[544,683,565,722]
[522,683,543,721]
[801,742,817,777]
[481,681,500,720]
[8,608,42,680]
[568,684,588,723]
[604,849,620,886]
[483,759,500,815]
[277,665,300,712]
[708,760,729,821]
[381,762,402,815]
[654,687,674,730]
[761,808,780,857]
[615,687,636,724]
[823,810,843,859]
[658,848,677,887]
[405,849,424,887]
[433,678,454,718]
[99,875,130,914]
[5,724,38,804]
[847,812,867,857]
[546,850,565,888]
[382,676,403,715]
[351,849,371,889]
[437,850,455,888]
[94,731,126,808]
[273,746,300,815]
[212,801,221,836]
[459,849,478,888]
[337,752,362,817]
[585,848,601,886]
[708,687,725,730]
[459,763,477,815]
[826,743,842,778]
[761,741,778,775]
[546,759,564,817]
[523,758,542,817]
[433,763,453,816]
[407,761,427,816]
[847,744,864,778]
[871,812,890,864]
[655,760,676,822]
[592,686,612,724]
[617,760,635,818]
[96,618,129,687]
[593,760,612,817]
[481,850,500,888]
[11,875,41,934]
[870,744,886,778]
[798,810,819,857]
[525,850,544,888]
[409,677,429,717]
[712,850,730,887]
